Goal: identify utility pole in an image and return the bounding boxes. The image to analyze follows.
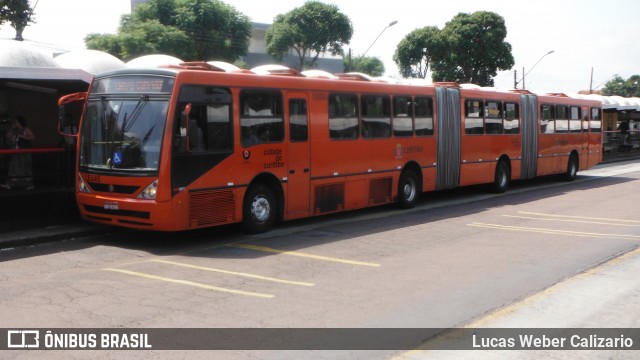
[514,69,517,89]
[589,67,594,94]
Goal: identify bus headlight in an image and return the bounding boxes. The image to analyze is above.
[138,179,158,199]
[78,175,91,193]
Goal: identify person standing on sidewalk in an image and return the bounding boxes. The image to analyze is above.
[1,116,35,190]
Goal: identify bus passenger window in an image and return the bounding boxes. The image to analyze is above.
[504,102,520,134]
[555,105,569,133]
[329,94,358,140]
[361,95,391,138]
[206,103,232,151]
[240,90,284,147]
[582,106,589,131]
[414,97,433,136]
[393,96,413,137]
[540,104,554,133]
[465,100,484,135]
[484,101,503,134]
[174,86,232,154]
[590,107,602,132]
[289,99,308,142]
[569,106,582,133]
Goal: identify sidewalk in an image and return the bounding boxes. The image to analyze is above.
[0,186,108,249]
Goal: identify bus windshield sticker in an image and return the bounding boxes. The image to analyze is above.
[113,151,123,166]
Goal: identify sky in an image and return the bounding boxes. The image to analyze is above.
[1,0,639,93]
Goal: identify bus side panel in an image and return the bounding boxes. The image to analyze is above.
[537,133,557,176]
[459,135,521,186]
[421,166,437,192]
[589,131,603,167]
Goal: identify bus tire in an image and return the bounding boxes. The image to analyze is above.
[563,154,579,181]
[243,183,277,234]
[493,160,510,194]
[397,169,419,209]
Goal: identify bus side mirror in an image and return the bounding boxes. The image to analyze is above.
[57,92,86,139]
[176,103,192,152]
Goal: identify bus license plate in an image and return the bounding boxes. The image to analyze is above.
[104,202,119,210]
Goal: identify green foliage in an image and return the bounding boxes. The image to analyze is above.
[394,11,514,86]
[393,26,442,79]
[0,0,35,41]
[84,33,122,57]
[118,20,194,60]
[434,11,514,86]
[344,56,384,77]
[266,1,353,70]
[85,0,251,62]
[602,75,640,97]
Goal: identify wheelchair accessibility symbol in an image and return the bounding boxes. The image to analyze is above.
[112,151,123,165]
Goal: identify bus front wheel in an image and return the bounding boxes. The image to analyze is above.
[397,169,419,209]
[243,184,277,234]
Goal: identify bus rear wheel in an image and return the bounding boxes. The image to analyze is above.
[397,169,419,209]
[243,184,277,234]
[563,154,579,181]
[493,160,510,194]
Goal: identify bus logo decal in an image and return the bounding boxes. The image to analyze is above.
[243,150,251,160]
[395,144,403,159]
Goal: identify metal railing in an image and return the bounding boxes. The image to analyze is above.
[603,130,640,153]
[0,147,72,189]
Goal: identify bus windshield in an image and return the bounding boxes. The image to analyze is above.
[80,97,168,173]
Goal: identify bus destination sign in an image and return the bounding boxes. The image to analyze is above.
[92,76,174,94]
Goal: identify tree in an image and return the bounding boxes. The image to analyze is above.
[602,75,640,97]
[434,11,514,86]
[397,11,512,86]
[393,26,442,79]
[85,0,251,62]
[344,55,384,77]
[0,0,35,41]
[266,1,353,70]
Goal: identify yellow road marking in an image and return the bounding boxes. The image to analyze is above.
[518,211,640,224]
[149,259,315,287]
[103,268,274,298]
[504,214,640,227]
[227,244,381,267]
[469,222,640,240]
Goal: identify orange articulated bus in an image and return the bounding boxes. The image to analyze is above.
[58,63,602,233]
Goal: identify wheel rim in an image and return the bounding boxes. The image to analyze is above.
[403,178,416,202]
[499,168,508,188]
[570,160,577,177]
[251,195,271,223]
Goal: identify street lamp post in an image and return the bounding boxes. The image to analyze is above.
[514,50,555,90]
[361,20,398,59]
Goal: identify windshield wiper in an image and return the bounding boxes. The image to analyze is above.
[122,95,149,136]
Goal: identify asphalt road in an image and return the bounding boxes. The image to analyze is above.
[2,161,640,359]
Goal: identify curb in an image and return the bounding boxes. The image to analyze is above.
[0,223,113,249]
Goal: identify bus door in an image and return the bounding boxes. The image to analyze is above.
[285,93,311,218]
